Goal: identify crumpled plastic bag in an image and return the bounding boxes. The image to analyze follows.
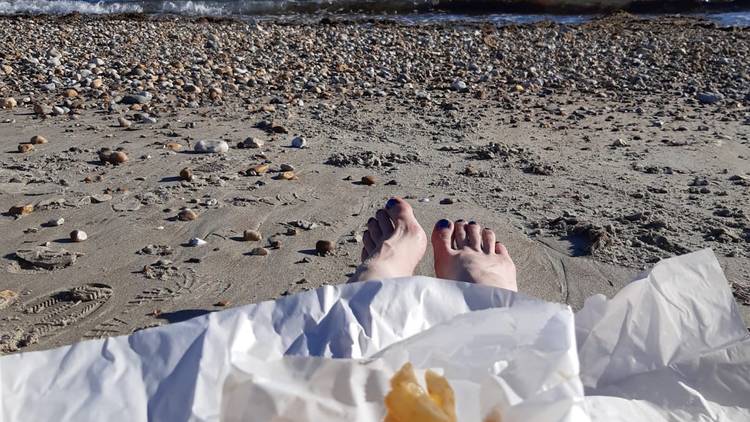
[1,249,748,422]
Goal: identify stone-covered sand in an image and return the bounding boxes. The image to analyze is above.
[0,13,748,353]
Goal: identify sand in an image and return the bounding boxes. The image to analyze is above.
[0,14,748,353]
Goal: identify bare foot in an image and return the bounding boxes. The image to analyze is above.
[348,198,427,283]
[431,219,517,291]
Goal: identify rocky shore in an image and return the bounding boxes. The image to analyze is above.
[1,13,748,353]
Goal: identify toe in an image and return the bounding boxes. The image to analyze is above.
[495,242,509,256]
[431,219,454,256]
[385,197,418,229]
[453,220,467,248]
[375,209,394,237]
[367,217,382,241]
[465,221,482,250]
[363,230,376,253]
[481,228,496,254]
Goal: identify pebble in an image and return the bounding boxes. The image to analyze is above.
[277,171,297,180]
[47,217,65,227]
[118,116,133,128]
[612,138,629,147]
[248,164,269,176]
[291,136,307,148]
[280,163,295,172]
[98,147,113,163]
[361,175,377,185]
[188,237,207,247]
[240,137,264,148]
[18,143,33,153]
[121,92,152,105]
[30,135,48,144]
[165,142,183,151]
[194,140,229,154]
[70,230,88,242]
[0,289,18,310]
[697,92,724,105]
[451,79,468,92]
[178,209,198,221]
[180,167,194,181]
[243,230,262,241]
[91,194,112,203]
[110,151,129,164]
[2,97,16,109]
[9,204,33,216]
[315,240,335,256]
[249,247,269,256]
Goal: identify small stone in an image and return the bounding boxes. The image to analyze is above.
[361,175,377,185]
[249,247,269,256]
[178,209,198,221]
[30,135,48,144]
[63,88,78,98]
[91,79,103,89]
[18,143,33,153]
[243,230,262,241]
[194,140,229,154]
[180,167,194,181]
[451,79,468,92]
[291,136,307,148]
[2,97,17,109]
[110,151,128,164]
[121,92,151,105]
[118,116,132,128]
[440,198,455,205]
[214,300,230,307]
[98,147,113,163]
[33,103,52,115]
[70,230,88,242]
[697,92,724,105]
[47,217,65,227]
[9,204,33,216]
[315,240,335,256]
[240,137,264,148]
[188,237,207,247]
[280,163,295,172]
[165,142,183,151]
[612,138,629,147]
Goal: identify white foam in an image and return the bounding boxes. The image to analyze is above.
[0,0,143,14]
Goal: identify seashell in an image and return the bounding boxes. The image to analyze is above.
[9,204,33,216]
[315,240,335,256]
[188,237,207,247]
[18,143,33,153]
[180,167,193,181]
[70,230,88,242]
[249,247,269,256]
[243,230,262,241]
[30,135,48,144]
[178,209,198,221]
[277,171,297,180]
[291,136,307,148]
[247,164,269,176]
[361,175,377,186]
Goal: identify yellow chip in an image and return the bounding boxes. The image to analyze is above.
[385,363,456,422]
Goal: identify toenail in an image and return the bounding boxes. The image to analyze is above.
[468,221,477,225]
[385,198,398,209]
[436,219,451,229]
[456,219,465,223]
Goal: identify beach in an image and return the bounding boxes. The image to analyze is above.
[0,13,748,354]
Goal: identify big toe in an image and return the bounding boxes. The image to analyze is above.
[385,197,421,232]
[431,219,454,256]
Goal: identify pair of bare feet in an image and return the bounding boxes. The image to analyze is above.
[348,197,517,292]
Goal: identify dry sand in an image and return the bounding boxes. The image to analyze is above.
[0,14,748,353]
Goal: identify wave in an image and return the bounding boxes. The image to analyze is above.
[0,0,748,17]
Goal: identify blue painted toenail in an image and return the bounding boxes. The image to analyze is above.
[469,221,477,225]
[385,198,398,209]
[436,219,451,229]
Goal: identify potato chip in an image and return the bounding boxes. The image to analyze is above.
[384,363,456,422]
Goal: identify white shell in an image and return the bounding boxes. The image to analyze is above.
[188,237,207,247]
